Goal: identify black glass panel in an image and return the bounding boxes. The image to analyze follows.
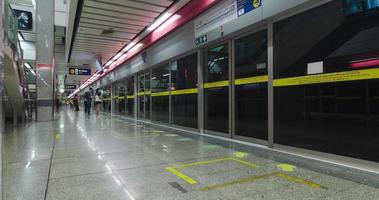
[205,44,229,134]
[234,30,268,140]
[126,77,134,117]
[101,86,111,113]
[151,64,170,123]
[171,53,198,128]
[274,0,379,162]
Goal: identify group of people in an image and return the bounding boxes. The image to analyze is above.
[72,87,103,115]
[84,88,103,115]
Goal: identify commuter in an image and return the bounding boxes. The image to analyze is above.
[94,88,103,115]
[84,88,93,115]
[73,95,79,111]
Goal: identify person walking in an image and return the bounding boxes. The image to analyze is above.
[84,88,93,115]
[94,88,102,116]
[73,95,79,111]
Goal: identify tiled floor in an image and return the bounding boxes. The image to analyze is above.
[3,109,379,200]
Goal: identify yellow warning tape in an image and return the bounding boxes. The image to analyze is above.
[171,88,198,95]
[229,158,259,168]
[235,75,268,85]
[276,173,328,189]
[118,96,125,100]
[204,80,229,89]
[177,158,231,169]
[137,91,151,96]
[103,98,111,101]
[127,95,134,99]
[151,91,170,97]
[274,68,379,87]
[165,167,197,185]
[199,172,278,191]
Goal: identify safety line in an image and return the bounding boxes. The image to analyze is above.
[199,172,278,191]
[151,91,170,97]
[273,68,379,87]
[229,158,260,168]
[177,158,232,169]
[171,88,198,95]
[165,167,198,185]
[235,75,268,85]
[204,80,229,89]
[276,173,328,189]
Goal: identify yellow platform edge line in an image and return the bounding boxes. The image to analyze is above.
[177,158,232,169]
[199,172,278,191]
[276,173,328,189]
[165,167,197,185]
[229,158,260,168]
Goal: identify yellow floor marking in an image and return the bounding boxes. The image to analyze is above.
[277,164,296,172]
[229,158,259,168]
[276,173,328,189]
[177,158,231,169]
[233,152,248,158]
[199,172,278,191]
[55,134,60,139]
[165,167,197,185]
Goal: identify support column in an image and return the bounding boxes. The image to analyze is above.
[111,83,115,115]
[36,0,54,121]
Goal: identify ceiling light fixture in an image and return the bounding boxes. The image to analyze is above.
[147,13,172,31]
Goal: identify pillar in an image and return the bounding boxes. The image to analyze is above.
[36,0,54,121]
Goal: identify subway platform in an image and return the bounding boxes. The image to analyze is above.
[3,110,379,200]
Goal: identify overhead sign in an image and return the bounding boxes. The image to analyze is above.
[69,68,91,76]
[65,84,77,89]
[13,9,33,31]
[237,0,262,17]
[37,63,52,69]
[194,0,238,37]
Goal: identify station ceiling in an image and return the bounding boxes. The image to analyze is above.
[71,0,176,62]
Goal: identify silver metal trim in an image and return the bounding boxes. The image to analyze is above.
[267,22,274,148]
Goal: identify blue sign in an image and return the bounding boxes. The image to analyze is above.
[69,68,91,76]
[237,0,262,17]
[343,0,379,15]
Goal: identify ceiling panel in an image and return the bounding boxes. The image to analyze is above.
[84,1,160,18]
[81,13,149,27]
[80,18,143,31]
[82,7,154,23]
[71,0,175,66]
[92,0,167,13]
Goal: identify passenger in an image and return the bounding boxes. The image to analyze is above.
[84,87,93,115]
[94,88,103,115]
[73,94,79,111]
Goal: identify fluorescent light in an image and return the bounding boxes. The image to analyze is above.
[122,42,136,52]
[129,43,143,53]
[18,33,24,41]
[163,73,170,77]
[156,14,181,32]
[24,63,32,69]
[29,70,36,76]
[147,13,172,31]
[113,52,124,61]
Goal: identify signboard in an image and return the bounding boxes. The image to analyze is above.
[195,35,208,46]
[13,9,33,31]
[343,0,379,15]
[69,68,91,76]
[237,0,262,17]
[194,0,238,37]
[65,84,77,90]
[37,63,52,69]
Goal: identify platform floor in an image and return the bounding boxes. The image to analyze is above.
[3,110,379,200]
